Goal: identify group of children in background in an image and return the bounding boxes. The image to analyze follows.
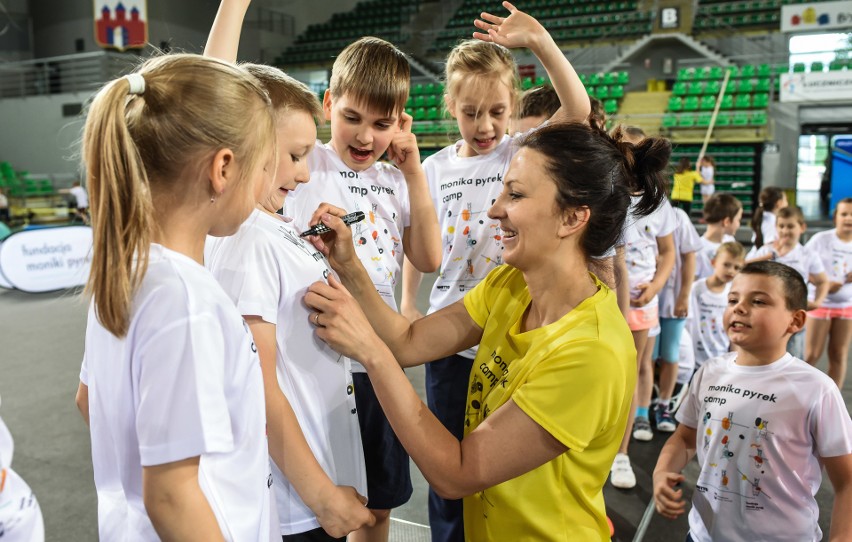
[65,1,850,541]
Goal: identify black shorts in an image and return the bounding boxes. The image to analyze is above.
[353,372,413,510]
[282,527,344,542]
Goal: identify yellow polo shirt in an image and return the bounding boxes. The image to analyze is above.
[462,265,636,541]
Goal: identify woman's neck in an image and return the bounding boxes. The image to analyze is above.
[521,256,597,332]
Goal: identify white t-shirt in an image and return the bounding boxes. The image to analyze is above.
[749,210,777,248]
[687,278,731,367]
[69,185,88,208]
[0,414,45,542]
[206,210,366,535]
[285,143,410,370]
[422,137,519,357]
[624,196,677,307]
[659,207,703,319]
[80,244,273,541]
[677,352,852,542]
[699,166,715,196]
[805,229,852,308]
[751,243,824,283]
[695,234,736,280]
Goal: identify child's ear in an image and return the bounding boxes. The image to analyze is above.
[322,89,333,122]
[721,217,731,228]
[787,309,807,335]
[443,94,457,119]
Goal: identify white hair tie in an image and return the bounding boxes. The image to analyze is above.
[124,73,145,95]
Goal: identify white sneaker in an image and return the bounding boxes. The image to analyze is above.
[610,453,636,489]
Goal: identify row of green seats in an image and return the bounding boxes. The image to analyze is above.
[588,85,625,99]
[673,78,773,95]
[579,71,629,86]
[693,11,779,28]
[702,0,781,15]
[662,111,768,128]
[411,122,457,136]
[410,82,444,96]
[669,93,770,111]
[521,76,549,90]
[676,64,785,81]
[407,94,443,108]
[407,107,449,121]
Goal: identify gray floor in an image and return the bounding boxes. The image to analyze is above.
[1,265,849,541]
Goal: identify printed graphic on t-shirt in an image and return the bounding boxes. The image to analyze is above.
[697,383,778,508]
[434,180,504,296]
[466,348,512,430]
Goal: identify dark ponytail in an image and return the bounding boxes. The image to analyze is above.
[518,122,670,259]
[751,186,784,249]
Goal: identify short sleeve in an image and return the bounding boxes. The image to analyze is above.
[209,227,281,325]
[463,265,512,330]
[513,340,630,452]
[806,246,826,276]
[135,312,235,466]
[79,355,88,385]
[675,364,705,429]
[656,200,678,238]
[679,219,703,254]
[810,379,852,458]
[396,169,412,229]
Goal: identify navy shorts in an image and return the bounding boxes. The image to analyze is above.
[353,372,413,510]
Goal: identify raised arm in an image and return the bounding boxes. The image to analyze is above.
[400,256,426,322]
[204,0,250,62]
[246,318,374,537]
[390,113,441,273]
[473,2,589,122]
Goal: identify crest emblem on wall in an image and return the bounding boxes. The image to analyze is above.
[93,1,148,50]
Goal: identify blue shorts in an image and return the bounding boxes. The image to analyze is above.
[653,317,688,363]
[353,373,412,510]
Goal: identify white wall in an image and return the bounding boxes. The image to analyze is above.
[0,92,89,177]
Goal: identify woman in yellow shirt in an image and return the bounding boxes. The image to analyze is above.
[304,120,671,542]
[672,157,702,216]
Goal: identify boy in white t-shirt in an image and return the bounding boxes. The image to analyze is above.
[748,206,829,359]
[696,193,741,280]
[285,37,441,540]
[653,261,852,542]
[0,398,45,542]
[688,242,745,370]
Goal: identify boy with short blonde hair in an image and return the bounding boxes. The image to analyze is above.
[654,261,852,542]
[286,36,441,542]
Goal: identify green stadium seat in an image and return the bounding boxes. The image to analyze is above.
[738,65,756,78]
[411,83,425,95]
[752,111,768,126]
[521,76,533,90]
[426,107,440,121]
[604,99,618,115]
[688,82,704,95]
[596,86,610,99]
[725,79,739,94]
[705,81,721,95]
[683,96,699,111]
[709,66,724,80]
[716,112,732,126]
[662,114,678,128]
[773,63,789,75]
[697,67,712,80]
[735,94,751,109]
[668,96,684,111]
[700,95,716,110]
[697,113,712,127]
[829,60,845,71]
[610,85,625,98]
[752,93,769,108]
[617,71,630,84]
[672,82,688,96]
[590,73,603,86]
[413,107,427,121]
[755,78,771,93]
[738,79,754,93]
[810,61,824,72]
[733,112,749,126]
[603,72,617,85]
[413,95,425,107]
[793,62,806,73]
[757,63,771,78]
[678,114,696,128]
[677,67,694,81]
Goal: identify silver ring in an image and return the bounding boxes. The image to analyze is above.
[314,313,321,326]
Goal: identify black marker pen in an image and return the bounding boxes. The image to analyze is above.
[299,211,365,237]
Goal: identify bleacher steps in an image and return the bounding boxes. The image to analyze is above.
[610,91,671,135]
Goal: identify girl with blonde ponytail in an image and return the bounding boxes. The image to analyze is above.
[74,53,278,541]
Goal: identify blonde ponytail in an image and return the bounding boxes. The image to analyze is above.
[83,54,275,337]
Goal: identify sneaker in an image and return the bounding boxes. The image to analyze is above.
[633,416,653,441]
[610,453,636,489]
[655,406,677,432]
